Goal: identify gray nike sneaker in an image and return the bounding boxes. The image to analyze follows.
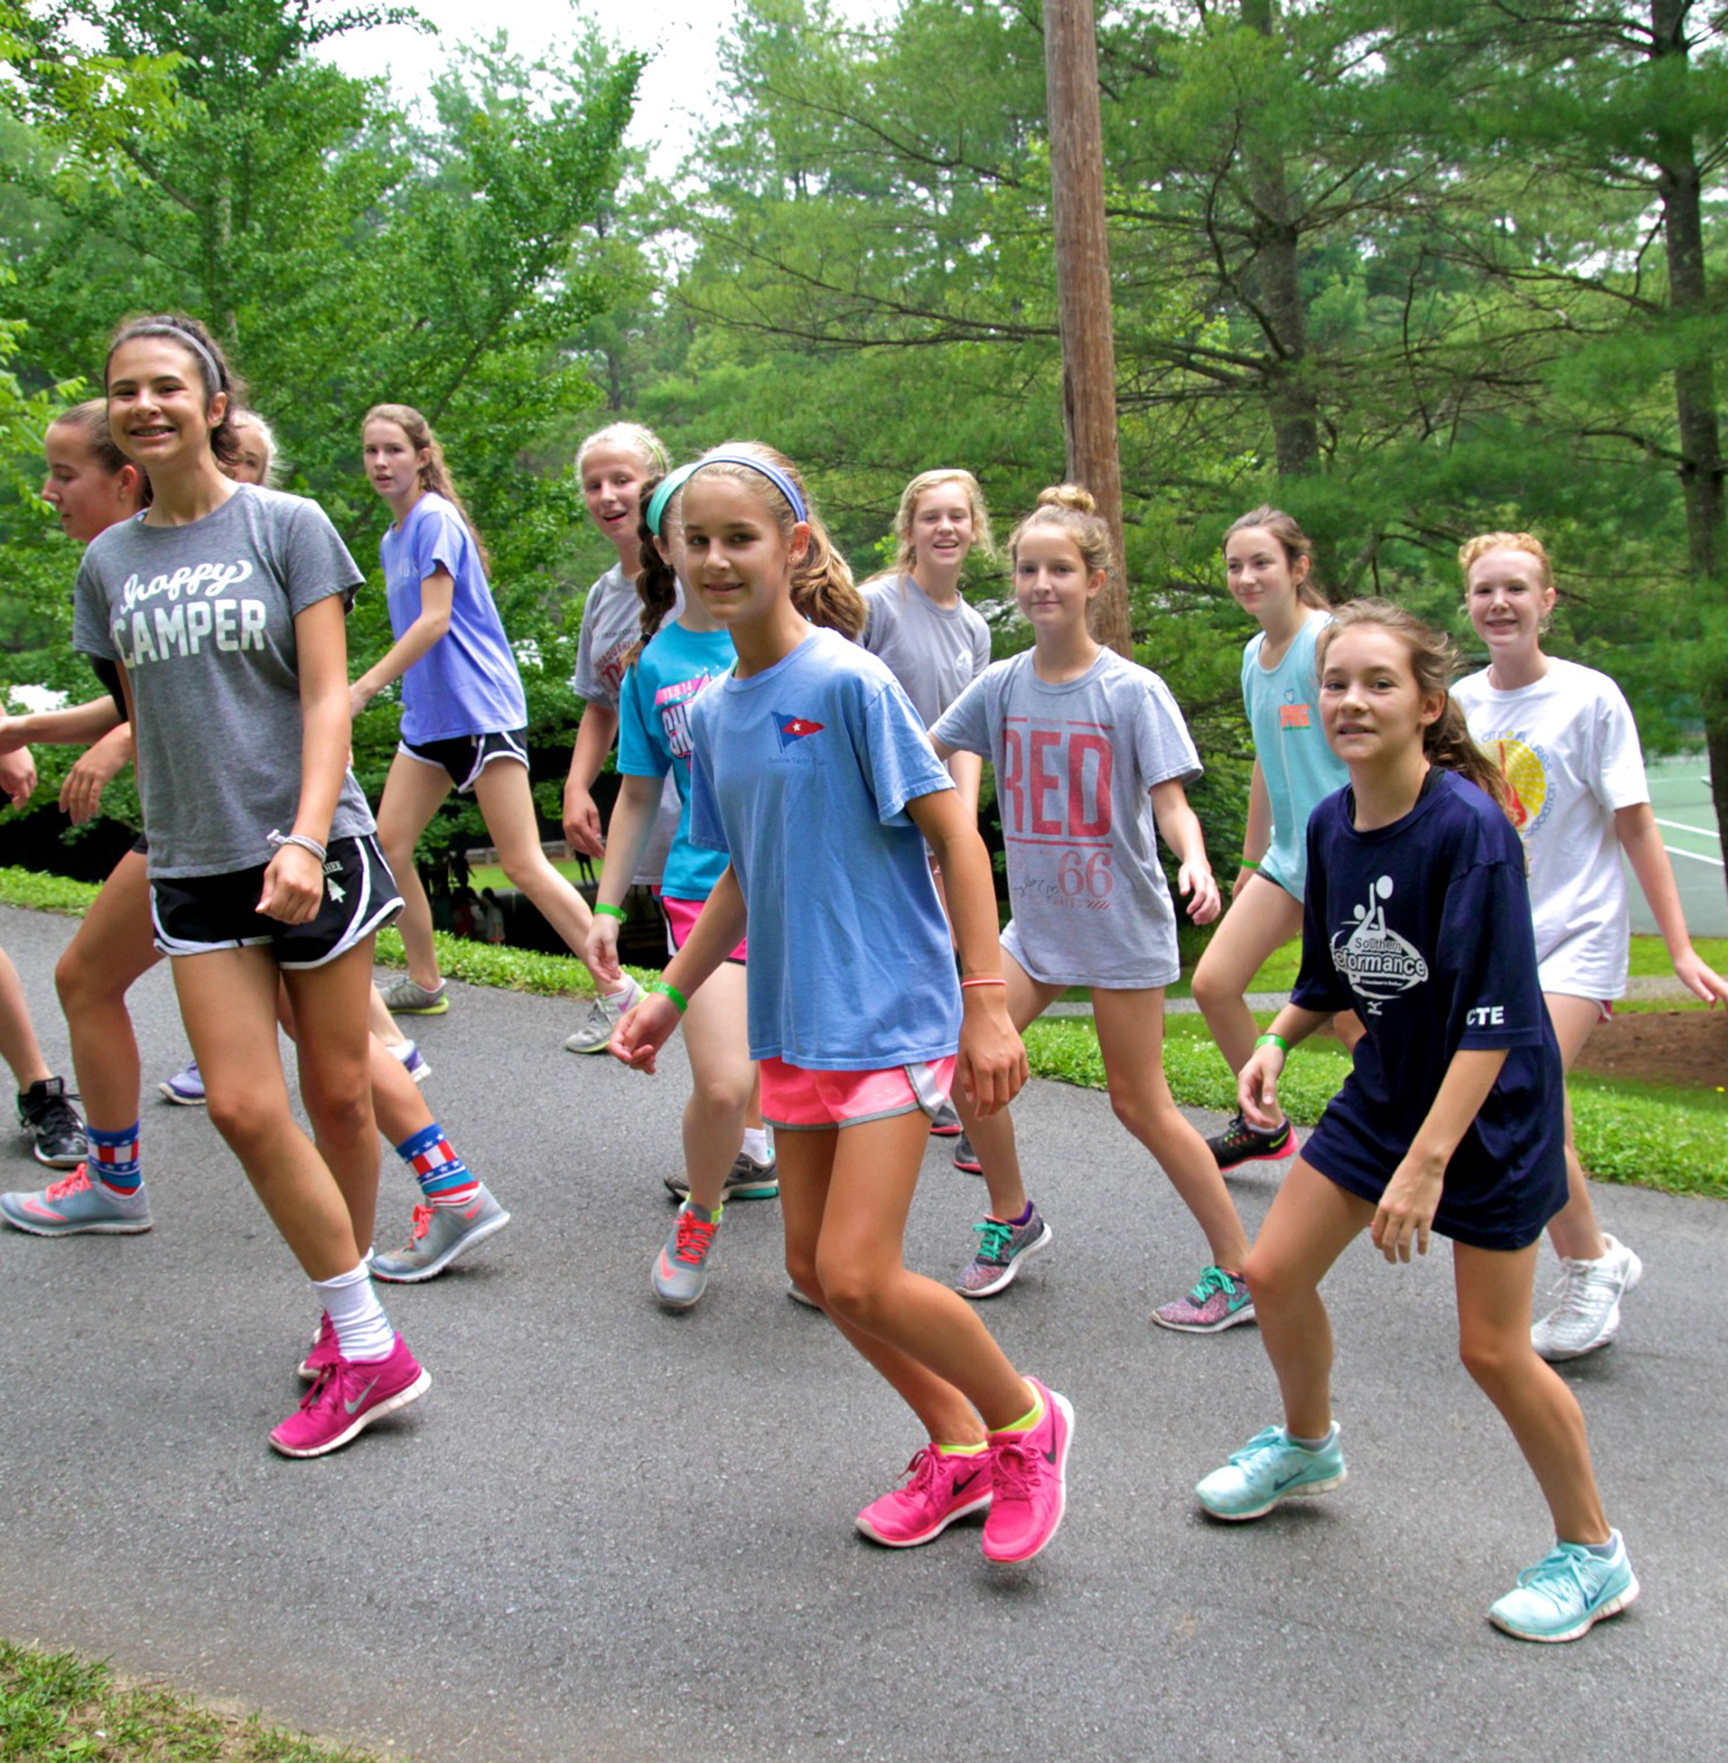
[563,978,643,1054]
[372,1187,511,1282]
[663,1147,779,1202]
[653,1202,721,1309]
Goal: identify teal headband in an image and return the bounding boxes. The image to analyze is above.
[645,462,700,537]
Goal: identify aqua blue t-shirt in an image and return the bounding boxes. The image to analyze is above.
[1241,614,1347,898]
[380,492,527,743]
[617,621,736,903]
[687,627,961,1070]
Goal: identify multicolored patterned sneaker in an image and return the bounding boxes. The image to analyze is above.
[1206,1111,1297,1172]
[1152,1265,1257,1333]
[653,1202,721,1308]
[856,1445,993,1547]
[372,1188,511,1283]
[956,1207,1052,1298]
[297,1311,339,1383]
[982,1379,1073,1565]
[0,1164,151,1236]
[1488,1532,1639,1643]
[270,1333,429,1457]
[1196,1422,1346,1521]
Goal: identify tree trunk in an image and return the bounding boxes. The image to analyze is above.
[1043,0,1133,657]
[1240,0,1320,480]
[1650,0,1728,905]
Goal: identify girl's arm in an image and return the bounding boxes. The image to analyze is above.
[944,747,983,819]
[582,772,664,986]
[60,723,136,825]
[1616,802,1728,1004]
[1371,1047,1508,1264]
[0,747,35,807]
[0,694,124,752]
[611,864,749,1073]
[350,568,454,718]
[1237,1002,1332,1126]
[1150,777,1222,925]
[1237,759,1273,899]
[259,595,351,924]
[563,700,620,859]
[910,785,1028,1117]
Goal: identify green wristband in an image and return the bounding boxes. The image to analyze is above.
[1239,857,1260,871]
[1254,1032,1290,1053]
[648,979,689,1014]
[594,902,627,922]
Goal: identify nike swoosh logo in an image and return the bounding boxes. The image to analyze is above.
[1042,1446,1058,1466]
[952,1469,982,1496]
[1272,1469,1310,1490]
[344,1377,381,1415]
[461,1203,482,1220]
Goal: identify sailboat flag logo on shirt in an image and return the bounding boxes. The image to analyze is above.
[1330,875,1429,1013]
[775,713,826,750]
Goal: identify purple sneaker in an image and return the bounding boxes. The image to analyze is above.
[270,1333,429,1458]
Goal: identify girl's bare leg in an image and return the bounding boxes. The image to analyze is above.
[173,947,364,1279]
[1092,986,1251,1269]
[1191,875,1305,1094]
[1542,993,1611,1263]
[1244,1159,1375,1440]
[54,848,160,1129]
[950,953,1063,1220]
[375,751,452,992]
[1454,1240,1611,1543]
[678,960,753,1213]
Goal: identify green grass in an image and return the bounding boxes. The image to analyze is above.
[0,865,1719,1195]
[0,1639,380,1763]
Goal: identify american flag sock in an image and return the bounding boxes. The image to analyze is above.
[87,1121,144,1200]
[396,1122,479,1208]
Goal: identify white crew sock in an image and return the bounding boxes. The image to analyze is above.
[314,1262,394,1362]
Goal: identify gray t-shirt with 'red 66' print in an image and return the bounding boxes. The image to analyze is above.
[73,483,374,879]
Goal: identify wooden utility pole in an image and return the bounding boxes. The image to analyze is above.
[1043,0,1132,658]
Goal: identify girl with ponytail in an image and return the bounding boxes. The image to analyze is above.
[613,444,1073,1569]
[356,403,630,1055]
[1199,598,1636,1646]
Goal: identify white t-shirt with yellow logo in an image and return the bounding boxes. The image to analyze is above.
[1452,658,1649,999]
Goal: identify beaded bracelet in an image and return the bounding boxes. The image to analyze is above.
[647,979,689,1014]
[1254,1032,1290,1053]
[594,903,628,923]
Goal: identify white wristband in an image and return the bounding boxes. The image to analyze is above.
[268,829,328,863]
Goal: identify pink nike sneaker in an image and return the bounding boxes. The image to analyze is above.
[855,1445,993,1547]
[982,1378,1073,1564]
[296,1311,339,1383]
[269,1333,429,1458]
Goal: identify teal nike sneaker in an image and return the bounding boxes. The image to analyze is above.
[1196,1422,1346,1521]
[1489,1533,1638,1642]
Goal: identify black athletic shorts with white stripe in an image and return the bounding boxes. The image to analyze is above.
[398,727,529,794]
[150,833,403,969]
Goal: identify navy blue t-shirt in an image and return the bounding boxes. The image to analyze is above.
[1292,768,1565,1251]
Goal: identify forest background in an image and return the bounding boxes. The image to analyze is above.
[0,0,1723,906]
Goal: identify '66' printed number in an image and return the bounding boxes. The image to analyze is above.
[1058,849,1114,899]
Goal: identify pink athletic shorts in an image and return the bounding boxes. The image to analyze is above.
[760,1054,957,1132]
[659,891,747,965]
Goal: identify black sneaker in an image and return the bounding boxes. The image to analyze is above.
[1206,1111,1296,1173]
[952,1132,983,1175]
[18,1077,87,1169]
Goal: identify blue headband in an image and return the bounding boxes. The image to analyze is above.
[688,452,808,524]
[645,462,700,537]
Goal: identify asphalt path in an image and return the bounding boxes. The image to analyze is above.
[0,901,1724,1763]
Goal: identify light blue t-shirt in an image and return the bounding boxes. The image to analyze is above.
[687,627,961,1070]
[617,621,736,903]
[1241,614,1347,897]
[381,492,528,743]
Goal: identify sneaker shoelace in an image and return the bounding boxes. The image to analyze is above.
[409,1203,436,1243]
[26,1088,82,1136]
[44,1164,94,1202]
[991,1434,1041,1501]
[674,1211,718,1266]
[1515,1544,1597,1610]
[898,1446,941,1497]
[1185,1265,1234,1307]
[973,1218,1014,1264]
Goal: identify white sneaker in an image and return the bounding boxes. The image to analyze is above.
[1532,1235,1643,1361]
[562,978,643,1055]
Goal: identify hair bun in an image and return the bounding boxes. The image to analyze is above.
[1037,483,1095,515]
